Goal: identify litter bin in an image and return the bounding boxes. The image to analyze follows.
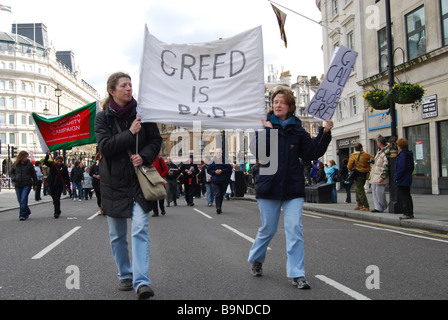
[305,183,333,203]
[234,171,246,197]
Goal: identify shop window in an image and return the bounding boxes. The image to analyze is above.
[439,120,448,177]
[406,124,431,177]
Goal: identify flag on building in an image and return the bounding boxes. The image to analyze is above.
[0,4,12,13]
[271,3,287,48]
[32,102,98,152]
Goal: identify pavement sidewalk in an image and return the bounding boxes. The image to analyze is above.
[2,186,447,234]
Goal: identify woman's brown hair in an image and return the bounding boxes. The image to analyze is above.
[102,72,132,110]
[271,87,296,116]
[15,150,29,165]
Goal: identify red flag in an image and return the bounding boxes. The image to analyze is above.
[271,3,287,48]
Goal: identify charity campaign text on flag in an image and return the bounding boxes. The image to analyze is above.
[305,46,358,121]
[32,102,98,152]
[138,26,265,130]
[271,3,287,48]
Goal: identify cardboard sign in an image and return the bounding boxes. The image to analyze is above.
[306,46,358,121]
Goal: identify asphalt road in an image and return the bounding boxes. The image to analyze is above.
[1,195,447,301]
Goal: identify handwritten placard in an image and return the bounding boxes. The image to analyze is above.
[305,46,358,121]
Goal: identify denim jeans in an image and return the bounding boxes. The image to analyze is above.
[205,183,214,205]
[15,185,31,219]
[107,203,151,291]
[248,198,306,278]
[73,182,83,200]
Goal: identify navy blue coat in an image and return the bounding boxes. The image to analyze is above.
[394,149,414,187]
[207,157,232,184]
[251,113,331,200]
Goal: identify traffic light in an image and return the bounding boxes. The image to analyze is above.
[11,146,17,158]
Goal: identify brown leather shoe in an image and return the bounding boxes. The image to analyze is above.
[361,208,370,211]
[354,206,363,210]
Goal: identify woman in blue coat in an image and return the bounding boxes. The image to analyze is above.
[248,88,333,289]
[394,138,414,220]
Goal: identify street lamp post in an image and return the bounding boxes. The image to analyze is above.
[384,0,399,213]
[54,84,66,163]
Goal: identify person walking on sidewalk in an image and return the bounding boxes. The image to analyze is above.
[208,148,232,214]
[247,87,333,289]
[44,151,70,219]
[348,143,373,211]
[394,138,415,220]
[11,151,38,221]
[95,72,161,300]
[370,136,391,213]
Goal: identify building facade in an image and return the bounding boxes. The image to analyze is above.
[0,23,100,174]
[317,0,448,195]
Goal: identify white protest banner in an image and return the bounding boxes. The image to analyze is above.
[138,25,265,130]
[305,46,358,121]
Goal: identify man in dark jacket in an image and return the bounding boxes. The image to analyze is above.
[180,155,198,206]
[207,148,232,214]
[44,152,70,219]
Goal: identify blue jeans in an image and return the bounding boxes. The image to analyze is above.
[205,183,214,205]
[248,198,306,278]
[73,182,83,200]
[107,203,151,291]
[15,185,32,219]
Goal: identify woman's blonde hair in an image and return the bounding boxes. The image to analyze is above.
[102,72,131,110]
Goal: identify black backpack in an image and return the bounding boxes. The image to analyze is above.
[333,168,342,182]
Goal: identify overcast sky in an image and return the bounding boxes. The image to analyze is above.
[1,0,324,99]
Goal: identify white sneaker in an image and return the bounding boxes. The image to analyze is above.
[78,199,82,202]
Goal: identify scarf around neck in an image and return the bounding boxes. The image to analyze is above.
[109,97,137,118]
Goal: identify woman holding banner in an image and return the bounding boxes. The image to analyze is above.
[248,87,333,289]
[95,72,161,300]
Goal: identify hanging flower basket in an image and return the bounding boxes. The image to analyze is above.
[363,88,391,110]
[390,82,425,105]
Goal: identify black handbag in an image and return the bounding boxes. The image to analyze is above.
[344,152,362,184]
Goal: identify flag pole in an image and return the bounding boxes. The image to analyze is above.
[267,0,341,35]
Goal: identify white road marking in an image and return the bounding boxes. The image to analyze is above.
[88,212,100,220]
[354,224,448,244]
[315,275,371,300]
[193,208,213,220]
[221,224,271,250]
[32,226,82,260]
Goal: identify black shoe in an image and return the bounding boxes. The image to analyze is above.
[152,213,159,217]
[189,203,195,206]
[19,216,27,221]
[216,208,222,214]
[292,277,311,289]
[174,201,177,206]
[118,279,133,291]
[161,210,166,215]
[167,203,170,207]
[137,285,154,300]
[371,209,382,213]
[54,213,60,219]
[251,262,263,277]
[399,214,414,220]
